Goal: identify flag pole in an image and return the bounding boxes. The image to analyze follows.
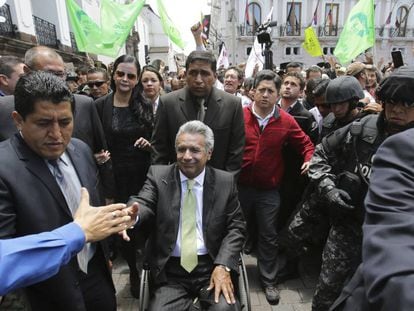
[284,0,295,35]
[308,0,320,27]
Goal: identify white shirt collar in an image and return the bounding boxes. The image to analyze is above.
[251,102,275,121]
[179,168,206,187]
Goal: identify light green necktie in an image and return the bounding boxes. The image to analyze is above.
[181,179,198,273]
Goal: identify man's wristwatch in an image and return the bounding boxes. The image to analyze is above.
[218,265,231,272]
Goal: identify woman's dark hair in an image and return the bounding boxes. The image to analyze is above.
[110,54,141,92]
[139,65,164,89]
[111,55,153,135]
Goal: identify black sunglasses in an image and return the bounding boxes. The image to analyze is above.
[87,81,106,88]
[115,70,137,80]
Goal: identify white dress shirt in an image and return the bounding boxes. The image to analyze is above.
[171,169,208,257]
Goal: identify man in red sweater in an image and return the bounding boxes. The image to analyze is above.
[238,70,314,305]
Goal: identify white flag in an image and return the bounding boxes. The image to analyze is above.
[167,40,177,72]
[245,7,273,78]
[216,43,229,69]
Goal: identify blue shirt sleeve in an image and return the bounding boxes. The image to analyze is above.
[0,222,85,295]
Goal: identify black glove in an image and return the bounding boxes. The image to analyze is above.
[324,188,355,210]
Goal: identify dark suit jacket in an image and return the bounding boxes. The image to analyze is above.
[151,87,245,175]
[0,134,112,310]
[288,100,318,143]
[331,129,414,311]
[128,164,246,284]
[0,94,115,198]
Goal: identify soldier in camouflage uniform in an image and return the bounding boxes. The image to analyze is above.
[278,76,386,310]
[328,66,414,311]
[277,77,366,279]
[310,112,384,310]
[311,67,414,310]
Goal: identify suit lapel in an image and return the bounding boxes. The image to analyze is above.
[202,166,215,233]
[12,135,72,218]
[167,166,182,239]
[179,88,197,120]
[203,88,221,125]
[66,142,89,188]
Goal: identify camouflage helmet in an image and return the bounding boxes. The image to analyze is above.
[325,76,364,105]
[376,66,414,105]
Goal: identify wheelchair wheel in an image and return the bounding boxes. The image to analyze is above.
[238,255,251,311]
[139,263,150,311]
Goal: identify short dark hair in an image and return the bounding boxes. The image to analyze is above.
[306,65,323,79]
[87,67,109,81]
[243,77,254,90]
[254,69,282,92]
[0,56,23,77]
[286,62,303,70]
[14,71,74,120]
[110,54,141,92]
[76,64,92,75]
[185,50,217,73]
[283,71,306,90]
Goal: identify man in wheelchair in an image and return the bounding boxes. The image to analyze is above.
[128,121,246,310]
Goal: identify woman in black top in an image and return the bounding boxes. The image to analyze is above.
[95,54,153,298]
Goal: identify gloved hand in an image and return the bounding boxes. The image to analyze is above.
[324,188,355,210]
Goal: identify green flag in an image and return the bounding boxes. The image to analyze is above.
[66,0,103,55]
[302,27,323,57]
[334,0,375,64]
[100,0,145,48]
[157,0,185,49]
[66,0,145,57]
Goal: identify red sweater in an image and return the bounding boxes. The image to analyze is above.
[239,106,315,189]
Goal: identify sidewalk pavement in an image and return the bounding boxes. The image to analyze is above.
[113,252,321,311]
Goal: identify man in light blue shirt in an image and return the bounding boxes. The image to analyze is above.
[0,188,136,296]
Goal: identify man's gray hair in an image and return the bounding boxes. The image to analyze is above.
[175,120,214,152]
[24,46,63,69]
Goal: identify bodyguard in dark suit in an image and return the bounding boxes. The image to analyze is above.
[0,72,116,310]
[0,46,114,200]
[151,50,245,175]
[129,120,245,310]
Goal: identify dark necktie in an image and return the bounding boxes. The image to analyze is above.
[197,98,205,121]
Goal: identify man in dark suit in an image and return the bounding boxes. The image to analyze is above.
[0,72,119,310]
[151,50,245,175]
[129,120,245,310]
[0,46,114,201]
[277,71,317,234]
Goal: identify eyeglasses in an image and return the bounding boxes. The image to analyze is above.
[87,81,106,88]
[115,70,137,80]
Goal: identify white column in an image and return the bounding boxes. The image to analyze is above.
[7,0,36,36]
[55,0,71,46]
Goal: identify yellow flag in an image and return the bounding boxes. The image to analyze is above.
[302,26,323,57]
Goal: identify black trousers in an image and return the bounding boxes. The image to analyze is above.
[26,247,116,311]
[149,256,241,311]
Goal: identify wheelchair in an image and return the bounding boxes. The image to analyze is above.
[139,253,251,311]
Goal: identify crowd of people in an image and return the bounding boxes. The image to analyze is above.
[0,36,413,311]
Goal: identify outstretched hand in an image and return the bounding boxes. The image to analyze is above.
[74,188,132,242]
[119,202,139,242]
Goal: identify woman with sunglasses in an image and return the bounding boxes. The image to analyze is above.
[139,65,164,114]
[94,54,153,298]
